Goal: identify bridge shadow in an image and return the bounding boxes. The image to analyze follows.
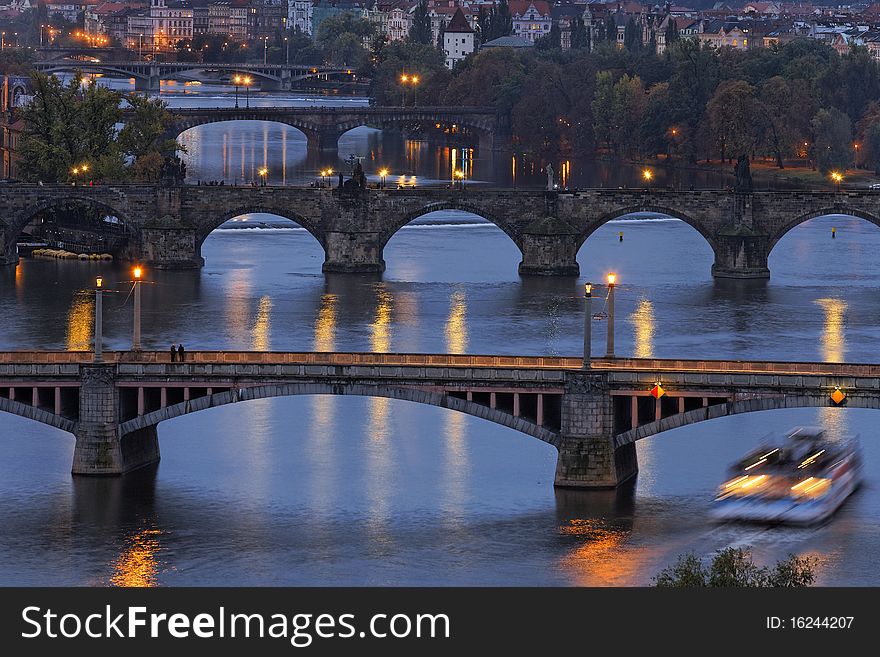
[71,463,159,528]
[554,478,637,524]
[710,276,770,303]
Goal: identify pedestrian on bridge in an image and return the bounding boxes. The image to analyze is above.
[170,343,177,362]
[177,344,186,362]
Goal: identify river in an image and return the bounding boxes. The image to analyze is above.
[0,84,878,586]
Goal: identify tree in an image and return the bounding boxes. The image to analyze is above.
[759,76,799,168]
[570,18,588,50]
[409,0,433,45]
[624,17,640,52]
[592,71,615,151]
[611,74,646,156]
[17,74,123,183]
[812,107,854,174]
[665,18,679,46]
[654,548,816,587]
[118,95,180,182]
[707,79,759,162]
[535,23,561,51]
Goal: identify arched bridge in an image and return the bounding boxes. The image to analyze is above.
[0,351,873,488]
[146,106,504,152]
[33,60,359,92]
[3,185,880,277]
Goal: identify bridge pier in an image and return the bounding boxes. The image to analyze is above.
[518,218,580,276]
[139,227,203,269]
[554,371,637,489]
[711,233,770,279]
[322,230,385,273]
[0,228,17,266]
[72,365,160,476]
[311,129,342,153]
[134,75,160,93]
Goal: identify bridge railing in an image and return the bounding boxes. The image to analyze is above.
[1,351,880,375]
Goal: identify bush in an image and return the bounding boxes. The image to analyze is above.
[653,547,816,587]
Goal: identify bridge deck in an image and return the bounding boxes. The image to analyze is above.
[0,351,877,376]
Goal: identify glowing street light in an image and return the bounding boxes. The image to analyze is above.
[399,73,420,106]
[642,168,653,185]
[831,171,843,192]
[379,167,389,188]
[233,74,242,108]
[606,272,616,358]
[258,166,268,186]
[132,266,143,351]
[241,75,252,108]
[454,169,465,190]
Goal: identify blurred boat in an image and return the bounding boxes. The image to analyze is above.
[710,426,862,525]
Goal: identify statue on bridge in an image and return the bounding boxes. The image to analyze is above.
[545,163,554,191]
[159,155,187,186]
[341,161,367,192]
[733,154,753,193]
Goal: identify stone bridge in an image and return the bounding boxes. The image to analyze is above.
[3,185,880,277]
[0,351,872,488]
[33,60,358,92]
[146,106,505,152]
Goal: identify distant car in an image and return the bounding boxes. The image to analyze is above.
[870,183,880,189]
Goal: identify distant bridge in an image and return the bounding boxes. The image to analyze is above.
[140,106,504,151]
[0,351,871,487]
[2,185,879,277]
[33,60,361,92]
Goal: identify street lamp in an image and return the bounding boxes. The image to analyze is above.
[263,36,268,64]
[132,266,143,351]
[642,168,653,185]
[605,273,616,358]
[242,75,252,108]
[831,171,843,192]
[379,168,388,188]
[454,169,465,190]
[284,36,289,65]
[583,282,592,368]
[258,166,268,186]
[233,74,241,108]
[94,276,104,363]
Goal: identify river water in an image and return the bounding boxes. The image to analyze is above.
[1,86,879,586]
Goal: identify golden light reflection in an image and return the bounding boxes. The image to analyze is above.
[66,291,93,351]
[251,294,272,351]
[442,410,468,517]
[370,287,392,352]
[366,396,392,528]
[629,297,655,359]
[224,269,252,342]
[557,519,648,586]
[314,293,337,352]
[560,160,570,188]
[444,289,468,354]
[815,297,846,363]
[109,528,161,587]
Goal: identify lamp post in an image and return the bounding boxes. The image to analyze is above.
[605,272,616,358]
[379,168,388,189]
[132,266,143,351]
[642,168,653,186]
[454,169,464,190]
[242,76,252,108]
[284,36,289,65]
[583,282,592,368]
[233,74,240,108]
[411,74,419,106]
[400,73,408,106]
[94,276,104,363]
[258,166,268,186]
[263,36,268,65]
[831,171,843,192]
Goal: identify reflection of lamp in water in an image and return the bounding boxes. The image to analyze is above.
[630,297,655,359]
[815,297,846,363]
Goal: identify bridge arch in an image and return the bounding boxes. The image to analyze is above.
[0,397,77,435]
[614,393,880,447]
[172,117,312,145]
[377,202,523,251]
[117,383,559,447]
[194,208,326,254]
[767,207,880,255]
[576,206,719,253]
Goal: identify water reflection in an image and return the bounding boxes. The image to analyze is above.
[314,293,337,352]
[445,289,468,354]
[629,297,655,359]
[66,291,93,351]
[815,297,847,363]
[110,527,161,587]
[251,294,272,351]
[370,286,392,352]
